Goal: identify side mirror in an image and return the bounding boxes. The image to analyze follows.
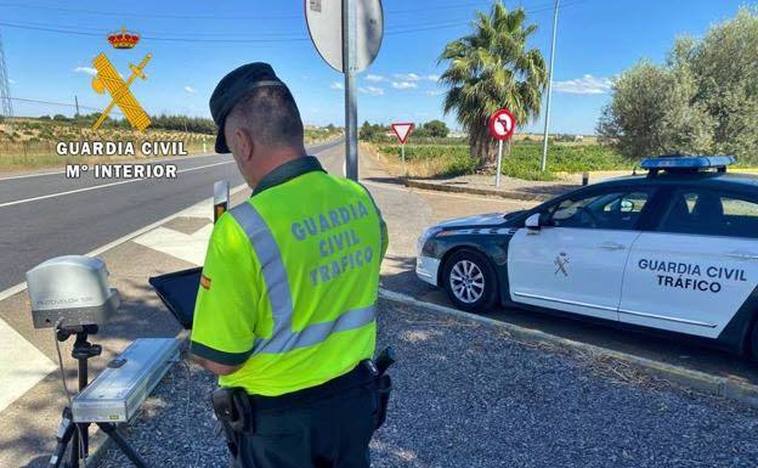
[525,213,541,230]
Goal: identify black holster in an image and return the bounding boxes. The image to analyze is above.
[371,346,396,430]
[373,373,392,430]
[212,387,253,457]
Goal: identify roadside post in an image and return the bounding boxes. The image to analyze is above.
[305,0,384,181]
[391,122,414,175]
[488,108,516,187]
[213,180,229,223]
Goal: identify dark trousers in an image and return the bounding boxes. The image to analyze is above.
[232,384,377,468]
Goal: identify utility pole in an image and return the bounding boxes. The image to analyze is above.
[0,30,13,121]
[540,0,560,172]
[342,0,358,181]
[74,95,80,117]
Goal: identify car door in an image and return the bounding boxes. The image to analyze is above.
[619,188,758,338]
[508,187,653,321]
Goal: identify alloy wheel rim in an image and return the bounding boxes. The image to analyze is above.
[449,259,485,304]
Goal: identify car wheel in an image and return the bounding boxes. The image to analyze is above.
[442,249,498,313]
[751,318,758,362]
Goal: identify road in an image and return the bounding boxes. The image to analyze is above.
[0,141,755,467]
[0,140,339,293]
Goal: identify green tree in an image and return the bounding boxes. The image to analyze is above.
[599,7,756,162]
[359,121,388,141]
[438,1,546,166]
[422,120,449,138]
[597,61,714,157]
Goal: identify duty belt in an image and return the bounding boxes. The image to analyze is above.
[212,347,396,456]
[248,360,379,411]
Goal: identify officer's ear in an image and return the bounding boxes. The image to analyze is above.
[230,126,255,163]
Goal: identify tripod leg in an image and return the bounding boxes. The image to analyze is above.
[97,423,148,468]
[49,408,75,468]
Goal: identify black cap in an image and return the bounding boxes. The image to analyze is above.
[209,62,286,154]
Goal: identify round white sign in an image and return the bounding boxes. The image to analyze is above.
[305,0,384,73]
[488,108,517,141]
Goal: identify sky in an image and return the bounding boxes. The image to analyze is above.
[0,0,747,135]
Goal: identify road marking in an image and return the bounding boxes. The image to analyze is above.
[0,170,64,181]
[133,224,212,266]
[0,153,220,182]
[0,160,234,208]
[0,319,57,413]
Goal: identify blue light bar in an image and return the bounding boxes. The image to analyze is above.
[640,155,736,171]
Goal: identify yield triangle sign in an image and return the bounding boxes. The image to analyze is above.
[391,122,415,144]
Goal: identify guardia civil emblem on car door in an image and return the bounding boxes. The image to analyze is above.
[554,252,569,277]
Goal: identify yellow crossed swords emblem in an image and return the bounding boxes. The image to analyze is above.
[91,52,152,131]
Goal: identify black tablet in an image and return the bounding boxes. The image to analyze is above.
[148,267,202,329]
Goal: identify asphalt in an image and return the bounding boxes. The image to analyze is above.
[0,140,339,292]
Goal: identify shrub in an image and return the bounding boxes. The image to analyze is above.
[377,142,631,180]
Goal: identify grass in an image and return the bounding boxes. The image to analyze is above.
[376,140,631,181]
[0,119,342,172]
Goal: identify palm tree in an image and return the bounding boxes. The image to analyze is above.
[439,2,547,167]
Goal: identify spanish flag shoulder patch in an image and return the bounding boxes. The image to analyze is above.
[200,274,212,290]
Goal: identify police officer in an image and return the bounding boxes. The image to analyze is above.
[190,62,389,468]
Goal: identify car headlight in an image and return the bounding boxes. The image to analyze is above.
[417,226,442,255]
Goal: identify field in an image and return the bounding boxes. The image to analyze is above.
[375,139,631,181]
[374,139,756,181]
[0,118,342,172]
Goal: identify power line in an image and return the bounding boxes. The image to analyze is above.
[0,1,591,44]
[0,2,301,20]
[0,0,494,21]
[9,96,123,115]
[0,21,308,43]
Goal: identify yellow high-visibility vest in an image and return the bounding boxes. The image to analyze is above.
[191,156,387,396]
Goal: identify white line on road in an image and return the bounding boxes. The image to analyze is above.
[0,160,234,208]
[0,170,64,181]
[0,318,57,413]
[0,153,220,182]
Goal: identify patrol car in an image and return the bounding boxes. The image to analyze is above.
[415,156,758,358]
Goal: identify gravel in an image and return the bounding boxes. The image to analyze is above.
[97,299,758,468]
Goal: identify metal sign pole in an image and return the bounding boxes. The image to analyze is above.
[343,0,358,181]
[495,139,503,187]
[401,143,407,175]
[540,0,560,172]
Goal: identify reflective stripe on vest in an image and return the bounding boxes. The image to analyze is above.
[230,202,376,355]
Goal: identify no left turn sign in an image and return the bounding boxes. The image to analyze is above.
[488,108,516,141]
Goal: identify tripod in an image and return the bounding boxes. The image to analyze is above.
[49,324,147,468]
